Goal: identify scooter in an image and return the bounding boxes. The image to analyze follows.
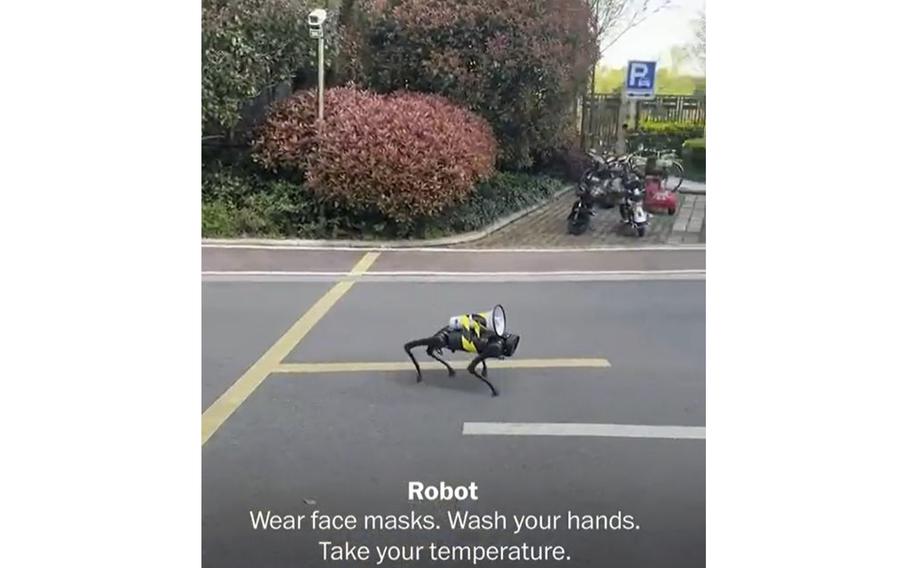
[618,173,650,237]
[582,151,626,209]
[567,182,596,235]
[644,174,678,215]
[641,156,679,215]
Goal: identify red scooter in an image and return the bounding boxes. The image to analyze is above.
[642,156,679,215]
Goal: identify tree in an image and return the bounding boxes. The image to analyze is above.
[689,10,706,73]
[202,0,331,136]
[358,0,598,170]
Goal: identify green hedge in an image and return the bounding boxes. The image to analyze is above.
[202,165,564,239]
[202,164,356,238]
[422,173,565,237]
[681,137,706,182]
[628,121,705,155]
[682,137,705,161]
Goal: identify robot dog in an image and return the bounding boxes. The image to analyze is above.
[403,305,520,397]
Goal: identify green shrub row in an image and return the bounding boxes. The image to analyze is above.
[422,173,566,237]
[682,137,705,161]
[202,164,352,238]
[628,121,705,155]
[681,137,706,182]
[202,165,564,239]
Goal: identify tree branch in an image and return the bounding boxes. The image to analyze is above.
[589,0,674,57]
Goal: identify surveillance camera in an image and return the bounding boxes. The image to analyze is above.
[308,8,327,26]
[308,8,327,38]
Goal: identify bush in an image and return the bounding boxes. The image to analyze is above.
[535,145,590,183]
[202,164,358,238]
[628,121,705,154]
[533,129,590,182]
[682,138,705,162]
[202,0,337,135]
[202,165,563,239]
[682,138,705,181]
[425,172,565,236]
[250,89,323,174]
[357,0,597,170]
[253,87,498,225]
[202,200,239,236]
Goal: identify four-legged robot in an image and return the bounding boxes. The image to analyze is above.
[403,307,520,397]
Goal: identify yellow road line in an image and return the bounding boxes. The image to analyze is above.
[201,252,380,445]
[272,358,611,374]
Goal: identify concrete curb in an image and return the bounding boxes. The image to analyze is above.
[678,181,706,195]
[203,185,573,249]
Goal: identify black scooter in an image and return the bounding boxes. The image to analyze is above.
[567,182,596,235]
[582,151,629,209]
[617,171,650,237]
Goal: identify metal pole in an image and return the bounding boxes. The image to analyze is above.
[317,36,325,120]
[617,86,627,154]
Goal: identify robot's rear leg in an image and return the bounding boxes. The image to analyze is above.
[404,331,448,382]
[428,347,455,377]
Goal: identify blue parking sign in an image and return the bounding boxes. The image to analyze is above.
[626,60,657,99]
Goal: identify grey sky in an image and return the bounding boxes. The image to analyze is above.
[599,0,705,74]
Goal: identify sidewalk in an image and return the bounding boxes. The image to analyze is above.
[203,182,706,250]
[669,193,706,245]
[680,180,706,194]
[456,191,706,248]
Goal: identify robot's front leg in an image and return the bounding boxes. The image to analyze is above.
[467,355,498,397]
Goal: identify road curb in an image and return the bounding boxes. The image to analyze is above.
[202,185,573,249]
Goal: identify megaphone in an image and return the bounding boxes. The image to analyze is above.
[480,305,506,337]
[447,305,507,337]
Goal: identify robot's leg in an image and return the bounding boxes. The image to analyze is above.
[428,346,456,377]
[468,354,498,397]
[404,330,448,382]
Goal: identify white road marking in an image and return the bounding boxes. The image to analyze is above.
[202,243,705,253]
[462,422,705,440]
[201,269,705,283]
[273,358,610,374]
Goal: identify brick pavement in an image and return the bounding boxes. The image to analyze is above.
[457,191,706,248]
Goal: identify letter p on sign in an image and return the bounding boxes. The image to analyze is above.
[630,63,649,86]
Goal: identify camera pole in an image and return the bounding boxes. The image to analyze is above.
[317,35,324,120]
[308,8,328,122]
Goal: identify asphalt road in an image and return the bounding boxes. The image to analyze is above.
[202,247,705,567]
[202,246,705,274]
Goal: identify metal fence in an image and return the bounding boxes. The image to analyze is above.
[580,93,706,152]
[634,95,706,125]
[580,94,623,153]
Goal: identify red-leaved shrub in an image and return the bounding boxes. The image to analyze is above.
[253,87,497,223]
[251,89,323,173]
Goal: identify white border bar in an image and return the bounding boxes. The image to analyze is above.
[201,269,705,277]
[463,422,706,440]
[202,244,706,253]
[201,269,706,283]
